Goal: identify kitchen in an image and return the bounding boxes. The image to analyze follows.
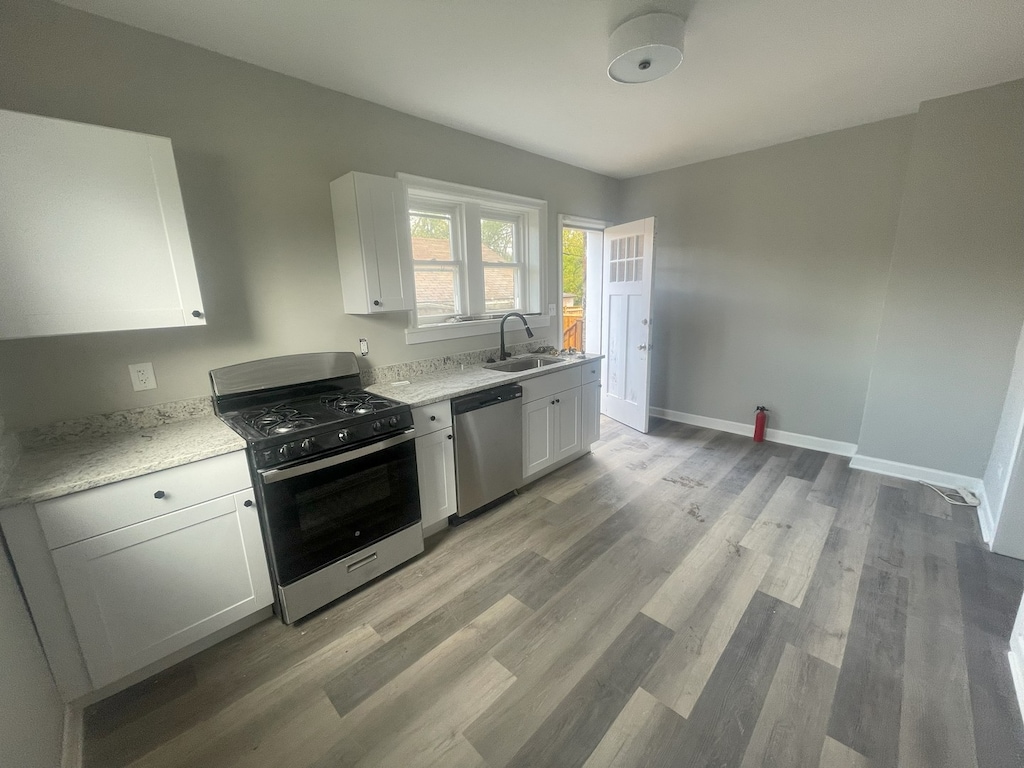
[2,1,1024,767]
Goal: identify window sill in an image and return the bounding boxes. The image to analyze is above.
[405,314,550,345]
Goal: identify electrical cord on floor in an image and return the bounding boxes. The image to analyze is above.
[918,481,980,507]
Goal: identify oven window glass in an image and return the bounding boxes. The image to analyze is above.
[261,438,420,585]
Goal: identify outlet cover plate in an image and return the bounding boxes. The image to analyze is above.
[129,362,157,391]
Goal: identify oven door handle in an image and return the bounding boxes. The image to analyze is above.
[259,429,416,484]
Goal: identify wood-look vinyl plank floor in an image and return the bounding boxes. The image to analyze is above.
[83,416,1024,768]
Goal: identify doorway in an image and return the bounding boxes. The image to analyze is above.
[559,216,606,354]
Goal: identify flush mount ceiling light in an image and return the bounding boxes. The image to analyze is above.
[607,12,685,84]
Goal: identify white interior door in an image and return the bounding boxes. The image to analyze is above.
[600,218,655,433]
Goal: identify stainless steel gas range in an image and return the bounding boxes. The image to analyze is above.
[210,352,423,624]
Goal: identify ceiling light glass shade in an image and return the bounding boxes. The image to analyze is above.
[608,12,685,84]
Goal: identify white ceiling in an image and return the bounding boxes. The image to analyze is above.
[56,0,1024,178]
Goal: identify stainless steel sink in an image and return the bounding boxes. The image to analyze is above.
[483,356,563,372]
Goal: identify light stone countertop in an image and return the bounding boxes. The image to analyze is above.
[0,415,246,509]
[0,354,602,510]
[367,353,604,407]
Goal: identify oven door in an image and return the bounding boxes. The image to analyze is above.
[257,430,420,586]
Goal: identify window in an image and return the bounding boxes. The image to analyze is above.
[401,175,547,343]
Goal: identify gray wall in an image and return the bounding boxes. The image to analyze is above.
[0,0,620,430]
[0,382,64,768]
[0,550,64,768]
[857,80,1024,477]
[620,117,915,444]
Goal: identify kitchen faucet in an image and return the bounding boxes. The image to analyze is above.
[499,312,534,360]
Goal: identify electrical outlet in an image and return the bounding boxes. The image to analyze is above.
[129,362,157,392]
[548,303,557,316]
[359,338,369,356]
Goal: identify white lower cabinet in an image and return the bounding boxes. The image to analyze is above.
[50,488,272,689]
[524,396,557,477]
[522,362,601,481]
[524,387,582,479]
[412,400,457,534]
[415,426,457,531]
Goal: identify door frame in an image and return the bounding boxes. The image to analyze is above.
[556,214,610,354]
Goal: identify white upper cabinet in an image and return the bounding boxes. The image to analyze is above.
[0,109,206,339]
[330,172,415,314]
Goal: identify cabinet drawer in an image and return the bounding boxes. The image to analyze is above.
[582,360,602,385]
[412,400,452,434]
[37,451,251,549]
[521,367,583,403]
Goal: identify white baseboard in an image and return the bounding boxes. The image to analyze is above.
[650,408,857,457]
[977,488,996,545]
[1009,637,1024,723]
[61,703,83,768]
[848,453,985,495]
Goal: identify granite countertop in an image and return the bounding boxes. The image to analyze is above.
[0,353,603,509]
[0,414,246,509]
[367,353,603,407]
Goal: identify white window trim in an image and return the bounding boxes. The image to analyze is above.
[400,173,548,345]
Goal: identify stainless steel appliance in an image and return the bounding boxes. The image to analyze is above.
[451,384,524,517]
[210,352,422,624]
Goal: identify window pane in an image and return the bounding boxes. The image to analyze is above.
[481,218,517,263]
[484,266,519,312]
[410,213,454,262]
[414,266,459,319]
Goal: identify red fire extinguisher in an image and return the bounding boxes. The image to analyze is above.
[754,406,768,442]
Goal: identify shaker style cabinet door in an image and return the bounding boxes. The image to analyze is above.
[554,387,583,462]
[523,396,557,478]
[50,490,272,688]
[0,109,205,339]
[331,171,415,314]
[582,379,601,448]
[415,427,457,528]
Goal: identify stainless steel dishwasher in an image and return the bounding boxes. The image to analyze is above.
[451,383,523,518]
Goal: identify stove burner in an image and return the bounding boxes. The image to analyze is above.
[243,405,316,438]
[321,392,398,416]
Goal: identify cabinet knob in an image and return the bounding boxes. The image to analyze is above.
[244,499,254,507]
[551,400,555,405]
[191,310,203,318]
[430,415,436,421]
[373,300,382,307]
[447,434,453,440]
[153,490,166,499]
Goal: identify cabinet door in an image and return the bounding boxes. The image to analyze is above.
[0,109,205,339]
[415,427,457,528]
[582,380,601,448]
[523,397,556,478]
[554,387,583,462]
[354,173,415,313]
[50,490,272,688]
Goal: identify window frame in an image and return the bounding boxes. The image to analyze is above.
[408,201,466,323]
[400,174,549,345]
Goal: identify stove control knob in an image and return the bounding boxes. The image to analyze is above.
[372,420,383,432]
[388,416,399,428]
[338,429,350,443]
[300,438,314,455]
[278,444,293,461]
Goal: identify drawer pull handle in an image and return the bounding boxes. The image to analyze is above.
[430,415,437,421]
[153,490,166,499]
[243,499,254,507]
[347,552,378,572]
